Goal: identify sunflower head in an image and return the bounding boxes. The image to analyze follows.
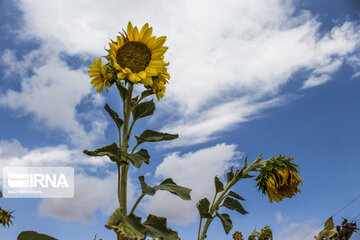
[88,58,113,93]
[255,154,302,203]
[106,22,170,96]
[0,208,14,228]
[232,231,244,240]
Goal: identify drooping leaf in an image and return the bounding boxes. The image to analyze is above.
[83,143,128,165]
[228,191,246,201]
[196,198,212,218]
[104,104,123,129]
[226,167,234,183]
[143,214,179,240]
[222,197,248,215]
[105,208,145,239]
[214,176,224,193]
[139,176,156,196]
[138,176,191,200]
[116,81,128,102]
[216,212,233,234]
[17,231,57,240]
[132,100,155,121]
[129,149,150,168]
[324,216,334,230]
[155,178,192,200]
[136,130,178,145]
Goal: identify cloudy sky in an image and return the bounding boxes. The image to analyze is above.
[1,0,360,239]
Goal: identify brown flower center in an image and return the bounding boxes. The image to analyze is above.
[116,41,152,73]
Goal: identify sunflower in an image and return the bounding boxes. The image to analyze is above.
[108,22,169,86]
[152,66,170,100]
[255,155,302,203]
[88,58,112,93]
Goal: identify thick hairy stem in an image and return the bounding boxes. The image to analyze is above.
[199,159,261,240]
[119,83,134,216]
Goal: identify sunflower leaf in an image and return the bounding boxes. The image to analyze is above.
[127,149,150,168]
[135,130,178,145]
[141,89,154,99]
[116,81,129,102]
[105,208,146,239]
[226,167,234,183]
[83,143,128,165]
[133,100,155,121]
[214,176,224,193]
[143,214,179,240]
[228,191,246,201]
[221,197,248,215]
[17,231,57,240]
[138,176,191,200]
[216,212,233,234]
[104,104,123,129]
[196,198,212,218]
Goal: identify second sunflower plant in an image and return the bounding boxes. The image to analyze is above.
[85,22,303,240]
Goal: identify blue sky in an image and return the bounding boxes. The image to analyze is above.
[1,0,360,239]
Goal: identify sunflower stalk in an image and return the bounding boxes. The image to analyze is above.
[198,155,262,240]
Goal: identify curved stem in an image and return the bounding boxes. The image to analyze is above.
[129,193,145,215]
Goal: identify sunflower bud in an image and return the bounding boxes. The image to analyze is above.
[232,231,244,240]
[255,154,302,203]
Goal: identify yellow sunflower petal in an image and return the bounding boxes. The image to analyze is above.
[127,21,134,41]
[133,26,140,41]
[151,47,168,60]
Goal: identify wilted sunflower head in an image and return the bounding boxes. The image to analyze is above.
[88,58,113,93]
[107,22,169,93]
[0,208,14,228]
[255,155,302,203]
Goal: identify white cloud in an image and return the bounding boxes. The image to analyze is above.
[5,0,360,148]
[275,220,323,240]
[38,173,136,223]
[0,50,107,147]
[0,139,111,179]
[141,143,240,224]
[275,211,283,223]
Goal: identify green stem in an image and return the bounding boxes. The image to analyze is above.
[119,83,134,216]
[129,193,145,215]
[117,163,121,207]
[199,157,261,240]
[197,217,203,240]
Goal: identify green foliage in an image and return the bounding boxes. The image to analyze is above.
[228,191,246,201]
[214,176,224,193]
[196,198,212,218]
[17,231,57,240]
[106,209,180,240]
[104,104,123,129]
[83,143,128,165]
[116,81,129,102]
[132,100,155,120]
[221,197,248,215]
[226,167,234,183]
[324,216,335,230]
[138,176,191,200]
[216,212,233,234]
[135,130,178,145]
[129,149,150,168]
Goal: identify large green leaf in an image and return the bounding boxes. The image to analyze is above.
[196,198,212,218]
[128,149,150,168]
[105,208,145,239]
[216,212,233,234]
[324,217,334,230]
[83,143,128,165]
[135,130,178,145]
[222,197,248,215]
[141,89,154,99]
[214,176,224,193]
[143,214,179,240]
[17,231,57,240]
[228,191,246,201]
[138,176,191,200]
[132,100,155,120]
[104,104,123,129]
